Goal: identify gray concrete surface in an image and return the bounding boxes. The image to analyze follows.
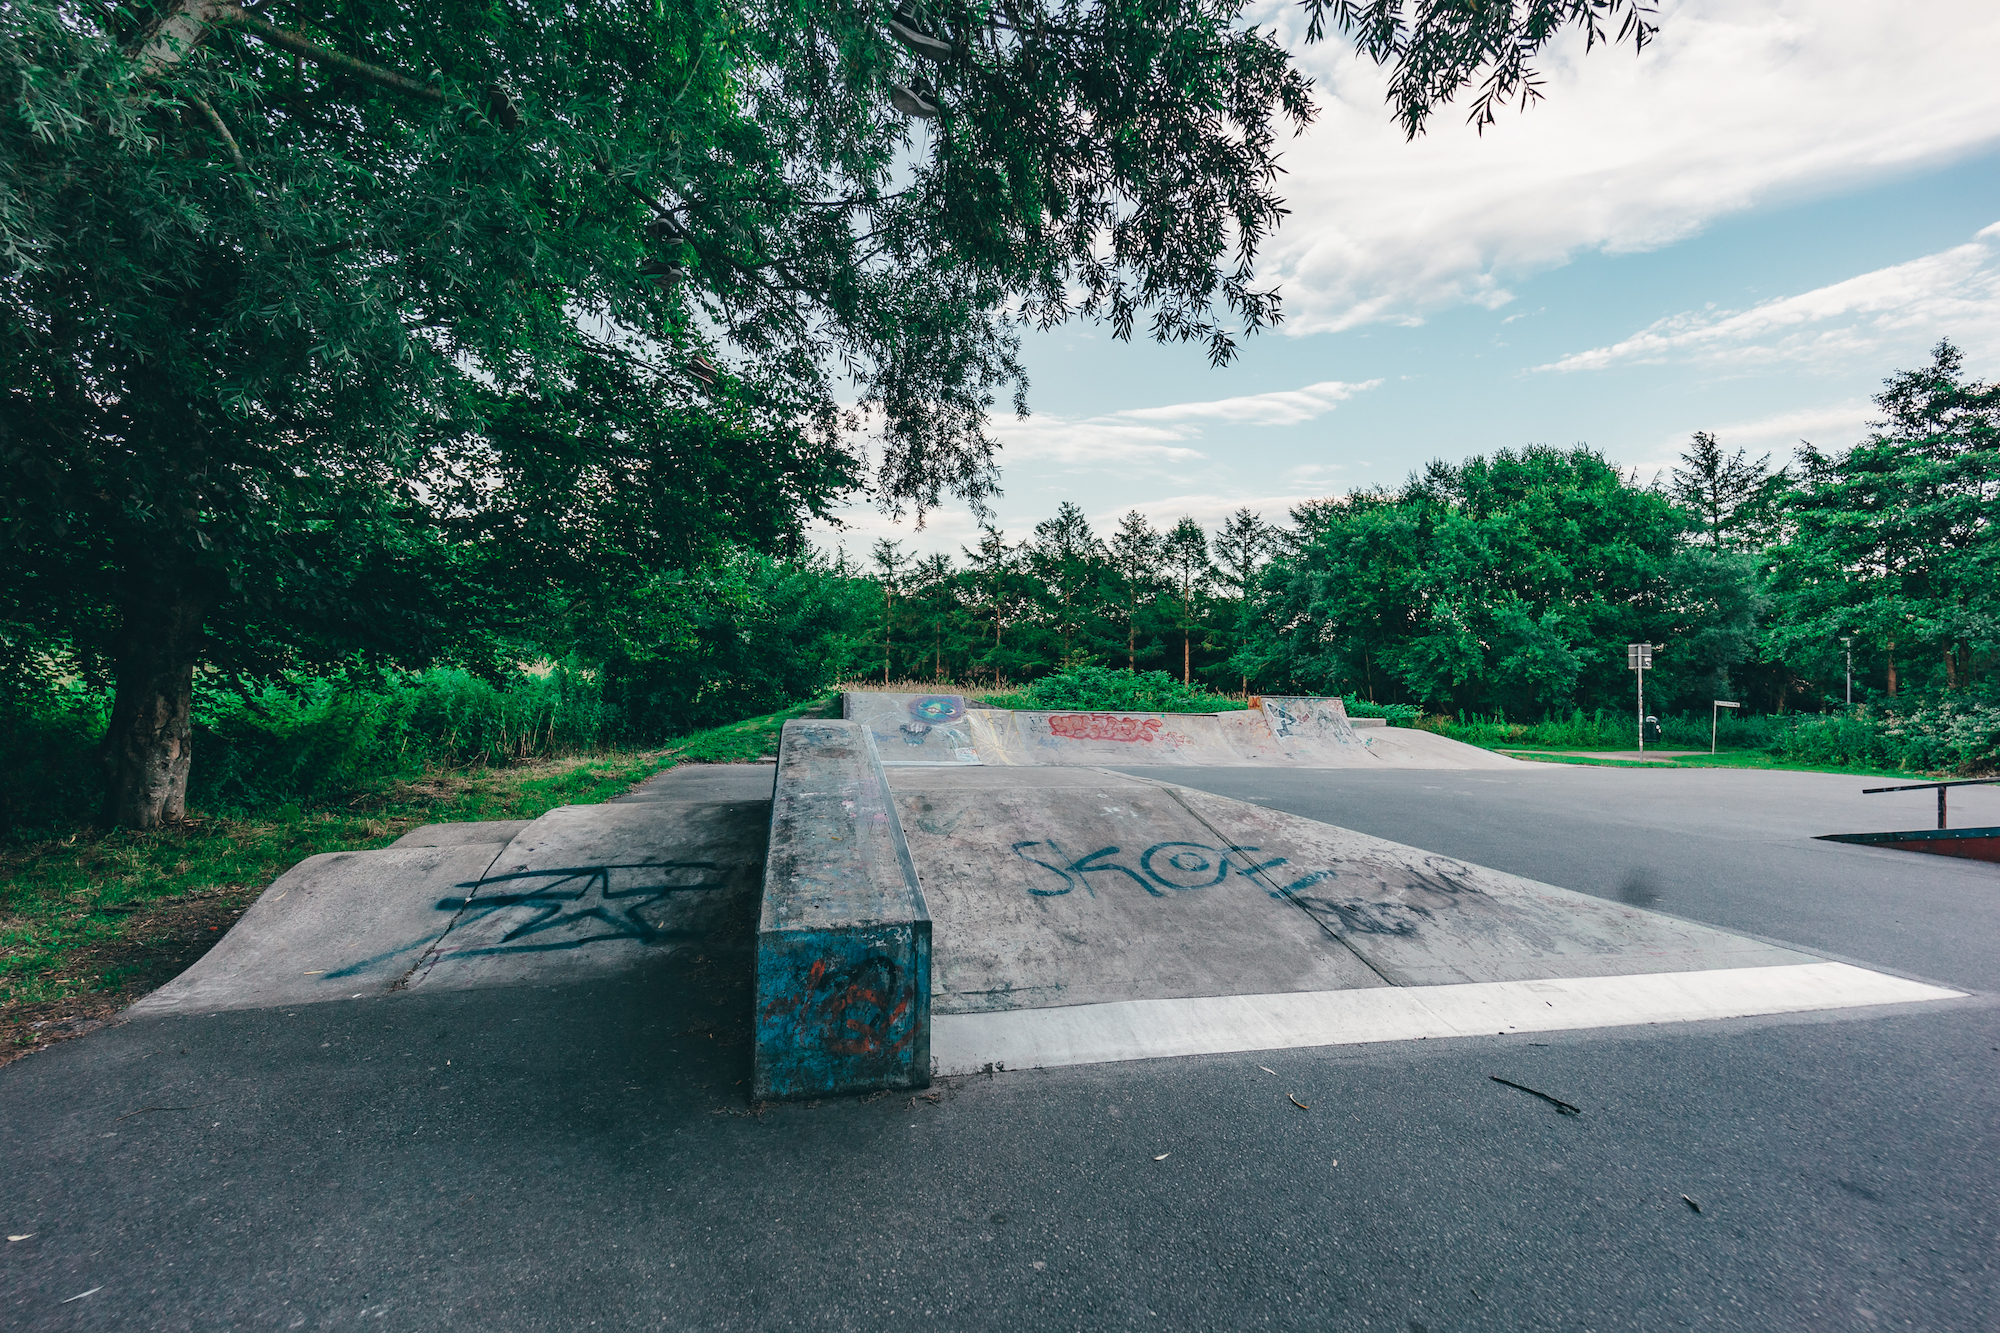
[4,762,1995,1330]
[130,843,510,1015]
[617,762,777,802]
[388,820,533,848]
[890,767,1815,1016]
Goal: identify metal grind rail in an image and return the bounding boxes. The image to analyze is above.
[1862,778,2000,830]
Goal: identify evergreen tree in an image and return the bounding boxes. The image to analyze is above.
[911,552,960,681]
[1029,502,1106,667]
[1211,508,1274,691]
[869,539,910,683]
[1161,517,1213,685]
[1670,432,1774,549]
[1767,340,1999,699]
[1106,511,1165,672]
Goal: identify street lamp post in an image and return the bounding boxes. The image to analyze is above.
[1627,642,1654,752]
[1712,699,1740,754]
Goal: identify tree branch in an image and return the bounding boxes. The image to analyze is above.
[213,6,444,105]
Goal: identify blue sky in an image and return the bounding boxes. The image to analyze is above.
[814,0,2000,559]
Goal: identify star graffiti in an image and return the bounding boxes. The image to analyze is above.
[440,862,735,955]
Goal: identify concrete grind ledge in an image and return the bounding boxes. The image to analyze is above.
[753,719,932,1100]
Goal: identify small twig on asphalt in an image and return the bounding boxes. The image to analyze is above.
[1287,1094,1310,1111]
[1489,1076,1581,1115]
[1682,1195,1702,1214]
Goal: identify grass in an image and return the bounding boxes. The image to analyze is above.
[1481,742,1946,780]
[0,693,835,1050]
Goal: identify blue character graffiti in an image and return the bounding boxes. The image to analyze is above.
[899,693,975,758]
[1007,839,1482,940]
[323,861,738,980]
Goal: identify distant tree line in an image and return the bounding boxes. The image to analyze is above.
[855,341,1999,720]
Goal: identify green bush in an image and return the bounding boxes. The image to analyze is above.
[1341,697,1421,726]
[1771,701,2000,774]
[990,666,1247,713]
[1435,707,1791,752]
[593,549,874,739]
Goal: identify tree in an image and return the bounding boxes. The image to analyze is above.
[1211,507,1274,691]
[1767,340,1999,699]
[1,1,1660,824]
[1246,448,1746,715]
[1106,511,1165,671]
[869,540,911,683]
[911,552,960,681]
[1161,518,1213,685]
[1670,432,1774,549]
[959,521,1028,686]
[1028,502,1105,667]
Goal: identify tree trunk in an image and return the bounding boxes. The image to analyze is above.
[1183,632,1190,685]
[102,570,207,829]
[1885,637,1898,698]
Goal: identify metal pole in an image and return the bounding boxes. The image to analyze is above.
[1842,637,1852,705]
[1712,702,1718,755]
[1637,662,1645,753]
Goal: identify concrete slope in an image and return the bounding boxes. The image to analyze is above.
[891,768,1809,1017]
[882,767,1959,1073]
[134,797,766,1015]
[406,799,765,992]
[846,690,1519,770]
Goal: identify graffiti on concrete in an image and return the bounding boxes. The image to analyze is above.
[1011,839,1287,898]
[1046,713,1165,743]
[899,694,972,750]
[440,862,732,951]
[323,861,735,980]
[760,951,918,1060]
[909,695,966,724]
[1008,839,1485,938]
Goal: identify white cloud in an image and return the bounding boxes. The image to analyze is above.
[1254,0,2000,332]
[992,378,1380,467]
[1118,379,1377,426]
[1539,224,2000,372]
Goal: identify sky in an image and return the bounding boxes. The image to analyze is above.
[811,0,2000,561]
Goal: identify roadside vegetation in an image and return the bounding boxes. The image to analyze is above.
[0,694,832,1056]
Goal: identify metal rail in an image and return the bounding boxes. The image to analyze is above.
[1861,777,2000,829]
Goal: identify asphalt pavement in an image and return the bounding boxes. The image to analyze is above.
[3,762,1994,1331]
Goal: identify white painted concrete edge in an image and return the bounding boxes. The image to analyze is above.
[930,962,1964,1074]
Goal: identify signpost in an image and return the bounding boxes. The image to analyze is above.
[1840,636,1853,705]
[1627,643,1654,752]
[1712,699,1740,754]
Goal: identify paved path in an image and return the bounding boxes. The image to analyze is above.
[2,764,1994,1330]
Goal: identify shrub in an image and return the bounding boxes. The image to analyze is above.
[1341,697,1421,726]
[994,666,1247,713]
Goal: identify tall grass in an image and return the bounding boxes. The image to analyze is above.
[1432,701,1999,774]
[1,665,619,840]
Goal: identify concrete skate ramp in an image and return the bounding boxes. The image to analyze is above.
[883,768,1960,1072]
[842,690,981,765]
[134,795,766,1016]
[845,690,1518,769]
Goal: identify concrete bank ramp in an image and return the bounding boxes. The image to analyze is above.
[883,767,1961,1074]
[132,787,766,1016]
[845,691,1518,770]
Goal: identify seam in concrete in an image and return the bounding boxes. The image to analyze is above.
[393,838,513,990]
[1103,768,1403,987]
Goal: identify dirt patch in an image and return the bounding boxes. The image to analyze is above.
[1,886,260,1068]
